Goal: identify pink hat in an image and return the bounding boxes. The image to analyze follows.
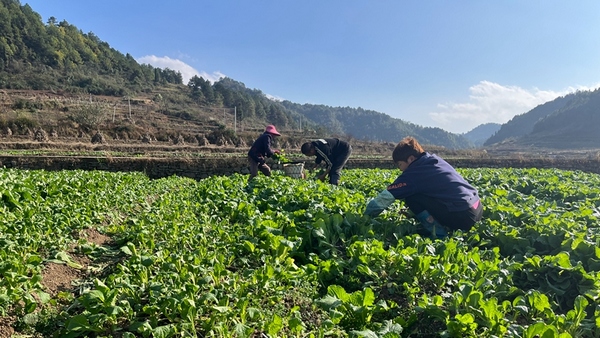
[265,125,281,136]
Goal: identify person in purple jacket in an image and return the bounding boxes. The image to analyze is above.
[365,136,483,239]
[247,125,281,181]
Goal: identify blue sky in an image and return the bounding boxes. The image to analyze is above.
[24,1,600,133]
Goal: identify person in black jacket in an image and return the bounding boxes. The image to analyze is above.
[365,136,483,239]
[247,125,281,180]
[301,138,352,185]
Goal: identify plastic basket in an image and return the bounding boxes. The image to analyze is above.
[283,163,304,178]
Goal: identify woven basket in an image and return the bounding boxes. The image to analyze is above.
[283,163,304,178]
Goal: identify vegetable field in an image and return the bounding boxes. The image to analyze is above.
[1,167,600,337]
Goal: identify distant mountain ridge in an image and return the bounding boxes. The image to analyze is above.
[280,101,474,149]
[484,89,600,149]
[463,123,501,147]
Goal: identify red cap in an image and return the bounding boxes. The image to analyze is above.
[265,125,281,136]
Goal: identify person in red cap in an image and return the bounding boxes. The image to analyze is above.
[247,125,281,180]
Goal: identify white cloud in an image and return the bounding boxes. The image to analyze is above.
[428,81,599,133]
[136,55,225,84]
[265,93,285,102]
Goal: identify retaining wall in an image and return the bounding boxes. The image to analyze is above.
[0,155,599,180]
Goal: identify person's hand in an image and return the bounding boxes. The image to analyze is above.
[399,207,414,218]
[364,190,395,217]
[364,200,382,217]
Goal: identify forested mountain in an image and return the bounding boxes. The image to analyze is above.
[483,94,573,146]
[0,0,474,149]
[0,0,183,94]
[521,89,600,148]
[484,89,600,149]
[463,123,500,147]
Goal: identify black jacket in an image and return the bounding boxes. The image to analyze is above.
[312,138,350,170]
[248,132,276,163]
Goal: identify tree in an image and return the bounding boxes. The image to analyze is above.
[187,75,205,102]
[201,79,215,103]
[70,102,106,130]
[267,104,288,127]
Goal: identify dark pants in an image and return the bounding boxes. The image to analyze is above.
[328,144,352,185]
[248,156,271,180]
[404,194,483,231]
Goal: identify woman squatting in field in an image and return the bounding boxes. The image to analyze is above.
[365,136,483,239]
